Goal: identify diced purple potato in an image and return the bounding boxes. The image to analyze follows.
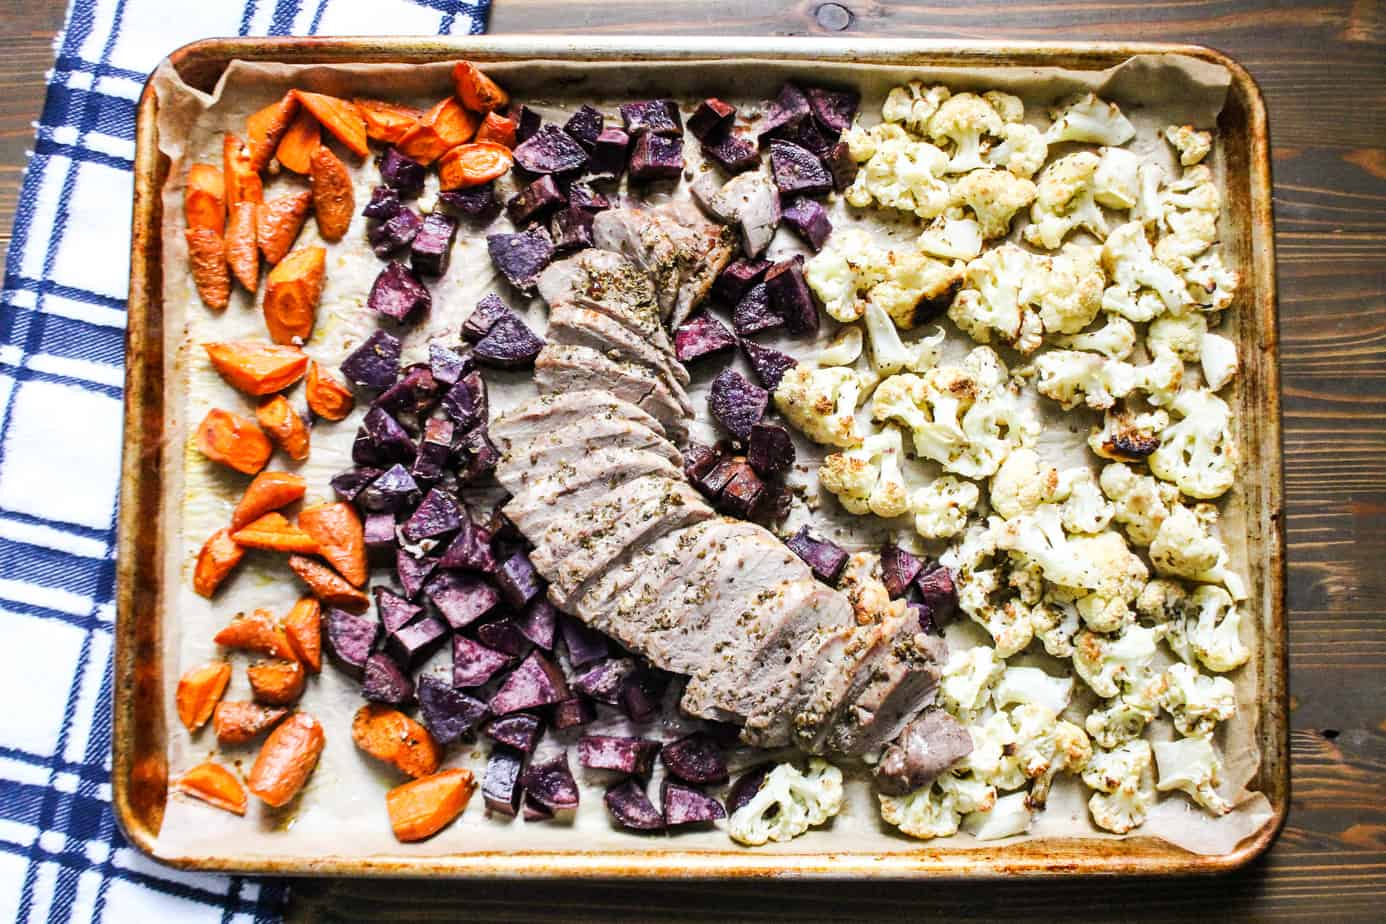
[786,526,849,584]
[483,713,544,753]
[588,127,630,177]
[359,464,421,514]
[765,255,820,335]
[410,417,455,485]
[618,668,668,723]
[522,752,580,812]
[696,455,741,499]
[513,125,589,174]
[489,651,570,715]
[487,228,555,295]
[688,98,736,141]
[701,133,760,175]
[340,330,401,392]
[709,369,768,441]
[563,105,604,150]
[579,736,660,777]
[402,487,463,544]
[781,196,833,251]
[425,571,501,630]
[455,427,501,485]
[331,466,383,504]
[566,181,610,212]
[374,365,441,417]
[476,617,533,659]
[682,441,723,485]
[416,674,488,746]
[362,652,414,705]
[769,140,833,197]
[396,550,438,600]
[713,258,771,304]
[367,261,431,325]
[726,763,772,815]
[573,658,637,705]
[552,696,596,729]
[906,599,936,636]
[427,343,472,387]
[441,370,488,429]
[757,83,811,141]
[824,140,858,192]
[807,86,860,134]
[474,316,546,370]
[483,747,524,817]
[386,614,447,670]
[463,293,512,343]
[558,615,609,667]
[507,174,568,226]
[604,780,663,831]
[493,551,543,608]
[323,608,380,679]
[717,462,765,519]
[732,282,783,336]
[740,339,798,390]
[673,314,738,364]
[410,211,458,277]
[660,733,728,784]
[662,781,726,826]
[881,544,925,599]
[374,585,422,634]
[916,561,959,626]
[363,185,402,220]
[352,407,415,467]
[619,99,682,137]
[747,423,795,478]
[523,794,553,821]
[771,113,835,157]
[363,511,397,556]
[437,183,499,220]
[629,133,684,181]
[367,207,421,257]
[549,207,595,254]
[379,147,426,197]
[438,519,496,572]
[516,598,558,650]
[512,105,542,143]
[453,635,512,688]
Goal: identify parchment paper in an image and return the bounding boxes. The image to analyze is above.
[150,51,1271,862]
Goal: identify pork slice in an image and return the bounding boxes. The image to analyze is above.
[492,391,666,449]
[591,210,685,322]
[548,304,694,413]
[538,250,663,338]
[874,709,974,795]
[533,344,690,443]
[821,620,947,756]
[502,447,682,537]
[782,620,891,754]
[497,417,681,496]
[658,202,736,328]
[742,623,861,749]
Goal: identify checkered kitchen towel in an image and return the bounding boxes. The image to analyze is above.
[0,1,490,921]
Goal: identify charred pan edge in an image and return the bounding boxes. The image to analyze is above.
[114,36,1285,878]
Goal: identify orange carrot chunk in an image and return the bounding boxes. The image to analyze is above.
[213,701,288,746]
[386,768,476,842]
[256,191,312,265]
[354,97,424,143]
[175,661,231,732]
[309,146,355,242]
[247,658,307,706]
[213,608,298,661]
[452,62,510,113]
[175,761,248,815]
[224,201,260,292]
[351,704,442,778]
[288,554,370,611]
[222,133,263,208]
[304,361,355,421]
[195,409,273,475]
[396,97,478,166]
[437,141,514,190]
[297,502,367,587]
[185,228,231,310]
[247,712,325,807]
[255,395,310,461]
[282,597,322,673]
[275,107,320,174]
[473,111,517,149]
[292,91,369,158]
[231,512,320,554]
[245,93,300,172]
[230,470,307,531]
[203,341,308,396]
[193,527,246,597]
[184,164,227,234]
[262,246,325,345]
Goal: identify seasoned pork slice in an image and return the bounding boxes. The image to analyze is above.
[497,418,681,493]
[547,304,694,415]
[492,391,667,449]
[592,205,734,328]
[874,709,974,795]
[821,624,946,756]
[742,623,861,749]
[502,447,682,537]
[783,620,892,754]
[537,250,671,351]
[533,344,690,443]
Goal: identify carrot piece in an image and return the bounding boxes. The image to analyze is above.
[288,554,370,611]
[195,409,273,475]
[396,97,478,166]
[204,340,308,397]
[304,361,355,421]
[246,93,300,172]
[255,395,310,461]
[184,164,227,234]
[213,608,298,661]
[176,661,231,732]
[231,512,320,554]
[193,527,246,597]
[309,146,355,242]
[282,597,322,673]
[247,712,325,807]
[222,133,263,208]
[473,111,517,149]
[386,768,476,842]
[225,201,260,292]
[354,97,423,143]
[276,107,320,174]
[291,91,369,158]
[256,191,312,265]
[185,228,231,310]
[296,502,367,587]
[262,246,325,345]
[230,470,307,531]
[437,142,514,191]
[452,61,510,113]
[213,701,288,746]
[248,658,307,706]
[351,704,442,779]
[175,761,248,816]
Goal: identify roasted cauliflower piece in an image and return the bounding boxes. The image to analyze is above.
[727,759,844,846]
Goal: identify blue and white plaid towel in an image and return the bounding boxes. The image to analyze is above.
[0,0,490,920]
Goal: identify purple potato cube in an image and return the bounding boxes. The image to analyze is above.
[340,330,401,392]
[771,113,834,157]
[688,98,736,141]
[362,512,396,554]
[563,105,604,150]
[410,417,455,484]
[604,780,663,831]
[713,258,771,304]
[475,315,544,369]
[513,124,589,174]
[573,658,637,706]
[363,185,402,220]
[747,423,795,477]
[881,544,925,599]
[682,441,723,485]
[660,733,728,784]
[579,736,661,777]
[709,368,768,440]
[438,519,496,572]
[359,464,421,514]
[453,635,512,688]
[522,752,580,812]
[696,455,741,499]
[732,281,783,336]
[437,182,499,220]
[362,653,414,705]
[352,407,415,467]
[740,339,798,390]
[757,82,811,141]
[629,133,684,181]
[441,370,488,429]
[456,427,501,485]
[806,86,860,134]
[552,697,596,729]
[425,571,501,630]
[494,552,543,608]
[516,599,558,650]
[428,343,472,387]
[618,669,668,723]
[662,780,726,826]
[765,255,820,335]
[717,462,765,519]
[374,365,440,417]
[386,613,447,669]
[368,261,431,325]
[331,466,382,504]
[916,561,959,626]
[619,99,682,137]
[566,181,610,212]
[410,211,458,277]
[487,227,555,294]
[367,207,421,256]
[476,617,533,659]
[674,313,738,364]
[374,586,422,634]
[379,147,426,197]
[463,294,513,343]
[402,487,463,544]
[507,174,568,225]
[396,550,438,600]
[512,105,542,143]
[323,608,380,679]
[701,133,760,174]
[549,207,594,254]
[484,713,543,753]
[781,196,833,251]
[558,615,609,667]
[824,139,858,192]
[488,651,570,715]
[483,747,524,816]
[785,526,849,584]
[589,127,630,177]
[523,795,553,821]
[769,140,833,197]
[416,674,488,745]
[907,600,937,636]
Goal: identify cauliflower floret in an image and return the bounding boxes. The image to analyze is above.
[863,304,947,376]
[1093,147,1143,209]
[774,365,863,448]
[1023,152,1109,250]
[817,325,863,367]
[1184,250,1240,313]
[917,215,984,260]
[983,90,1025,124]
[1149,503,1246,599]
[1130,162,1167,227]
[930,92,1004,173]
[1082,740,1156,834]
[939,644,1005,720]
[1046,93,1136,146]
[1030,243,1107,336]
[949,244,1044,354]
[1084,673,1167,749]
[880,81,951,135]
[1060,468,1115,535]
[1100,462,1181,546]
[845,124,954,219]
[992,665,1075,716]
[951,168,1037,239]
[1164,124,1213,166]
[804,227,875,322]
[727,758,845,846]
[1102,221,1192,318]
[838,551,908,624]
[1154,166,1221,270]
[1148,312,1207,360]
[1160,662,1237,737]
[989,447,1064,520]
[1073,623,1163,698]
[994,503,1144,598]
[1089,406,1169,465]
[961,711,1026,790]
[879,770,996,840]
[963,791,1034,840]
[1136,576,1191,624]
[985,122,1048,178]
[1185,585,1250,673]
[1153,735,1232,815]
[910,475,980,540]
[1031,598,1081,658]
[1055,314,1136,360]
[872,254,967,330]
[819,427,910,518]
[1201,332,1239,390]
[1149,389,1238,499]
[1009,704,1093,806]
[957,388,1043,479]
[1033,349,1136,410]
[941,521,1037,656]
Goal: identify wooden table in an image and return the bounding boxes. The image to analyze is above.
[5,0,1383,919]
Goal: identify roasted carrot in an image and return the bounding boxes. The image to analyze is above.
[184,164,227,234]
[437,142,514,191]
[195,409,273,474]
[213,608,298,661]
[386,768,476,842]
[248,659,307,706]
[472,111,517,149]
[309,146,354,242]
[275,107,320,174]
[246,93,300,172]
[225,201,260,292]
[230,471,306,531]
[291,91,369,158]
[282,597,322,673]
[185,228,231,310]
[175,762,248,815]
[304,361,355,421]
[176,661,231,732]
[231,512,320,554]
[193,527,246,597]
[396,97,478,166]
[204,340,308,396]
[213,701,288,746]
[296,502,367,587]
[262,246,325,345]
[247,712,325,807]
[288,554,370,611]
[222,133,263,208]
[453,62,510,113]
[351,704,442,779]
[354,97,423,143]
[256,191,312,265]
[255,396,310,461]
